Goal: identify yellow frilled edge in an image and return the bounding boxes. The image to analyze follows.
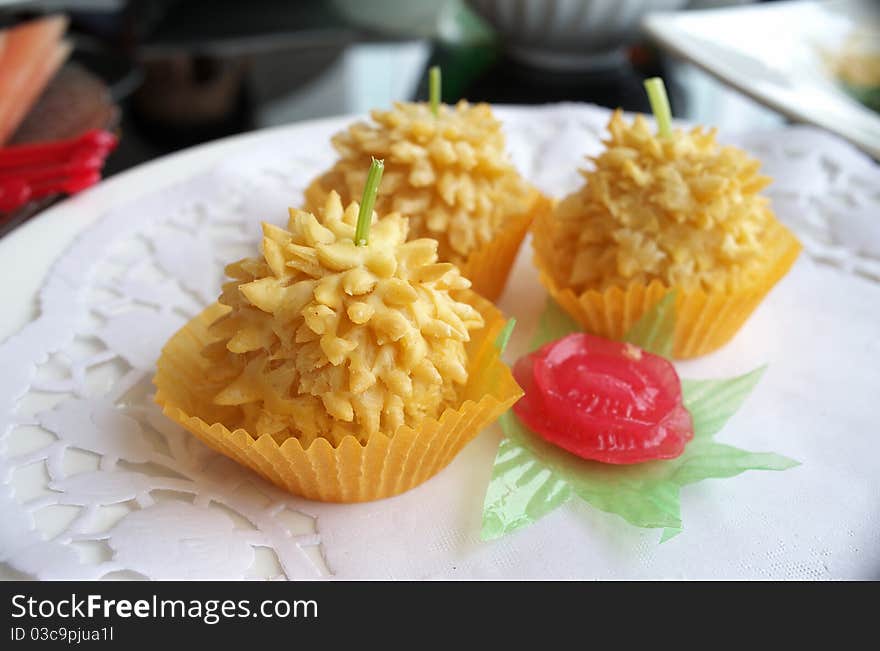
[154,290,522,502]
[532,206,803,359]
[456,191,552,302]
[304,179,551,302]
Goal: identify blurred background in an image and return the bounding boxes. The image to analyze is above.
[0,0,788,176]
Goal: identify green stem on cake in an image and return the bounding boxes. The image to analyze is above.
[644,77,672,138]
[429,66,441,117]
[355,158,384,246]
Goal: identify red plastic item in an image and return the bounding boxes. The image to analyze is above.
[0,179,29,211]
[513,333,694,464]
[0,129,116,212]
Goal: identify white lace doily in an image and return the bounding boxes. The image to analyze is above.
[2,104,879,580]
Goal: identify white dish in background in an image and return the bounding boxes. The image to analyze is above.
[467,0,688,70]
[643,0,880,158]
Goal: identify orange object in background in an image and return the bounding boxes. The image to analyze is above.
[0,15,71,145]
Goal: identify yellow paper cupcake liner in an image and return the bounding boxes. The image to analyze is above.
[458,191,551,302]
[154,292,522,502]
[305,178,550,302]
[532,209,802,359]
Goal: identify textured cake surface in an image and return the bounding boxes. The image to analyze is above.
[307,100,537,265]
[202,192,485,447]
[542,110,781,293]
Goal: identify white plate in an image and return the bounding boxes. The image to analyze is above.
[2,105,879,580]
[643,0,880,158]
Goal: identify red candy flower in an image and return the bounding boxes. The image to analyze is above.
[513,333,693,464]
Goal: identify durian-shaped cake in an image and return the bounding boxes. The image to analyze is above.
[200,191,485,448]
[532,81,801,358]
[305,97,547,300]
[540,109,789,294]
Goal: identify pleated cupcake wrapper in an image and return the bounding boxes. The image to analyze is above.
[304,177,551,302]
[532,209,803,359]
[154,292,523,503]
[458,192,552,301]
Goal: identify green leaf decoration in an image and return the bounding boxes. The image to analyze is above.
[481,298,798,542]
[681,368,765,439]
[659,527,682,543]
[482,427,573,540]
[668,440,799,487]
[495,318,516,355]
[531,297,581,349]
[623,291,676,357]
[534,291,676,355]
